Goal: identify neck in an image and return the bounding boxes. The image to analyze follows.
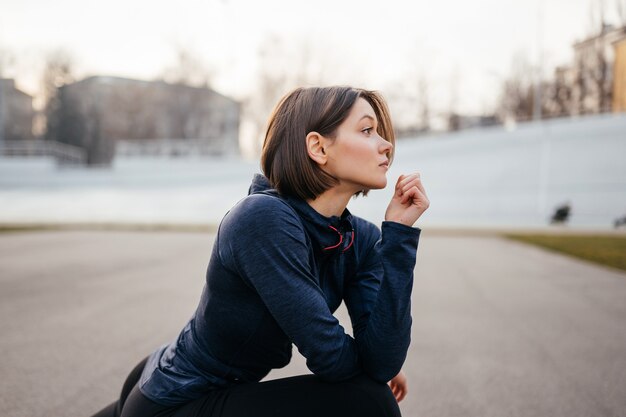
[306,186,355,218]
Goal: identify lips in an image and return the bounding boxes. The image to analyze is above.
[379,161,389,167]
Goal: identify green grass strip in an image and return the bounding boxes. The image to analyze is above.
[504,233,626,272]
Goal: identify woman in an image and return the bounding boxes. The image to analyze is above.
[93,86,429,417]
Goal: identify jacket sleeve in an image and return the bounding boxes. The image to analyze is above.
[343,220,420,383]
[217,194,361,381]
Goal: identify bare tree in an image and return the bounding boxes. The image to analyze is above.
[242,36,288,156]
[0,48,14,78]
[243,35,330,154]
[49,85,84,148]
[446,66,462,131]
[41,51,114,165]
[417,74,430,132]
[593,0,611,113]
[158,46,215,141]
[496,52,535,123]
[42,50,75,142]
[0,47,14,143]
[161,46,214,88]
[548,67,573,117]
[578,0,616,114]
[617,0,626,25]
[499,0,623,120]
[41,50,74,105]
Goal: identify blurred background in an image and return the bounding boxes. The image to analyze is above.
[2,2,626,417]
[0,0,625,229]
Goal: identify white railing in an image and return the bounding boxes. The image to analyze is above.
[115,138,237,157]
[0,140,86,165]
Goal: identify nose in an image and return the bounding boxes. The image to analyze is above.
[378,135,393,158]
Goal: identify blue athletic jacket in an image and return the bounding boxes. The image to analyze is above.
[139,174,421,406]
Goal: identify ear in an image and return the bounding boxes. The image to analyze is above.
[306,131,330,166]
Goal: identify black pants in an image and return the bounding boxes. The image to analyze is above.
[92,358,402,417]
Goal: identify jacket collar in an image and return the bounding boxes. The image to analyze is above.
[248,174,354,253]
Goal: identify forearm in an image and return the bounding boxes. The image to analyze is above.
[355,221,420,382]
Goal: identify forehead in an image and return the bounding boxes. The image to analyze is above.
[347,97,377,122]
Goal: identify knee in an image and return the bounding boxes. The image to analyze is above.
[120,356,149,406]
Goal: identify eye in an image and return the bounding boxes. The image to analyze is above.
[362,127,373,135]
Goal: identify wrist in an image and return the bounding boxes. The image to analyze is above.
[384,214,423,227]
[385,219,412,227]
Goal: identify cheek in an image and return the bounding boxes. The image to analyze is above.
[343,140,375,162]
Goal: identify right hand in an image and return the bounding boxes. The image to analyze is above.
[388,370,408,402]
[384,173,429,227]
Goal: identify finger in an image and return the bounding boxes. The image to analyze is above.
[397,389,406,402]
[398,173,420,189]
[402,181,427,201]
[402,183,426,200]
[400,186,424,205]
[401,176,427,196]
[400,180,426,202]
[394,175,405,196]
[400,186,418,204]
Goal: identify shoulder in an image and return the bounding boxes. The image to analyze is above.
[220,193,305,238]
[233,193,295,216]
[217,193,311,271]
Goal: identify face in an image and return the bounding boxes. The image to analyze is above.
[322,97,393,193]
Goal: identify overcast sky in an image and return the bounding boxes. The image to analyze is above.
[1,0,621,118]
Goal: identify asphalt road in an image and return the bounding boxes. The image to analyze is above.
[0,230,625,417]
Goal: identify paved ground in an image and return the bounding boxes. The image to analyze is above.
[0,230,625,417]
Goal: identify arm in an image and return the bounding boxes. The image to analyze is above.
[218,194,361,381]
[344,220,420,382]
[345,172,428,382]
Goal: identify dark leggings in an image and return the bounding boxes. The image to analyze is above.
[92,357,402,417]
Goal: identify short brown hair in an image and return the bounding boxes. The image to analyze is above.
[261,86,395,201]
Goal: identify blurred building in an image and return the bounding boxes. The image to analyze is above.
[447,113,499,131]
[613,37,626,112]
[52,76,240,164]
[0,78,34,142]
[546,66,576,117]
[569,25,626,114]
[532,24,626,121]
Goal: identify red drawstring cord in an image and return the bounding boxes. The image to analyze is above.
[323,225,354,252]
[323,225,343,250]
